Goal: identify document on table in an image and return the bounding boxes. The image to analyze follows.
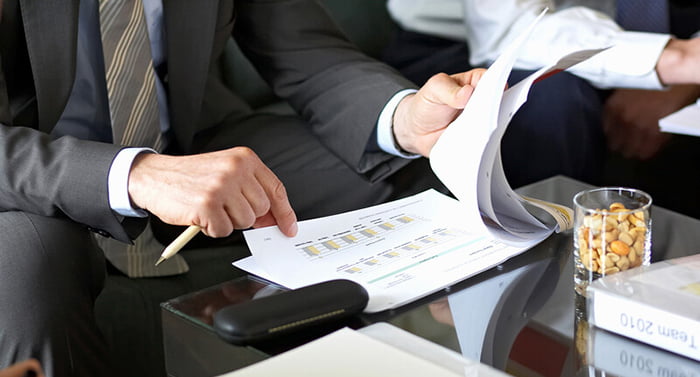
[234,9,603,313]
[237,189,548,313]
[659,99,700,137]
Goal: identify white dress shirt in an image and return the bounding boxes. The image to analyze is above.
[387,0,686,89]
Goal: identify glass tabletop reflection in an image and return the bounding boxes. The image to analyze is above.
[163,175,700,376]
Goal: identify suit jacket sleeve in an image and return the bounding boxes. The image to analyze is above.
[0,124,136,242]
[232,0,419,182]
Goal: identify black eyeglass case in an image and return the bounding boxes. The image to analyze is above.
[212,279,369,345]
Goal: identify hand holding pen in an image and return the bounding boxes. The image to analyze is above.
[123,149,297,266]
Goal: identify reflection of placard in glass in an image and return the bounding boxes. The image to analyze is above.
[591,326,700,377]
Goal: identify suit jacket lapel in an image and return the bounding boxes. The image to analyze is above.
[20,0,78,133]
[164,0,218,152]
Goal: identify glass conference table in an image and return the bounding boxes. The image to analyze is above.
[161,175,700,377]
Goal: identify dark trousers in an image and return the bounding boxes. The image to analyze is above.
[382,28,608,188]
[0,212,110,377]
[0,110,443,377]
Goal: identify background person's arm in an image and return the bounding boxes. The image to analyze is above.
[463,0,671,89]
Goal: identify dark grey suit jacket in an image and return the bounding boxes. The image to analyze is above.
[0,0,416,243]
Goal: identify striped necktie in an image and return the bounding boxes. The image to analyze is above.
[97,0,188,277]
[99,0,164,151]
[616,0,670,33]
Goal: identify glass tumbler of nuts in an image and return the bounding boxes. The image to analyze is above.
[573,187,652,296]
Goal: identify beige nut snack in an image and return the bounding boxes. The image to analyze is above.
[576,202,648,276]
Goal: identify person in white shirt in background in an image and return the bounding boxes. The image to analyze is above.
[383,0,700,188]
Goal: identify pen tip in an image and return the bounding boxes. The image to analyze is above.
[155,257,166,266]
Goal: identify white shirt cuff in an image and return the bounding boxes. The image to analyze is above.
[377,89,421,159]
[576,31,671,89]
[108,147,156,217]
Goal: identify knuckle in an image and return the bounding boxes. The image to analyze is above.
[427,72,449,83]
[253,197,271,217]
[269,180,288,201]
[280,207,296,223]
[237,146,255,156]
[207,173,228,191]
[194,191,219,212]
[221,147,260,175]
[207,223,233,238]
[235,211,257,229]
[231,146,257,162]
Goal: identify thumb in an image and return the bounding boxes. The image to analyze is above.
[421,70,482,109]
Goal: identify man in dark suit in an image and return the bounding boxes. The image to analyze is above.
[0,0,485,375]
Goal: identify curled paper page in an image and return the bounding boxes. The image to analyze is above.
[236,10,605,313]
[429,8,602,241]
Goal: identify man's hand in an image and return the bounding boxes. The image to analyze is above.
[0,359,44,377]
[603,85,700,160]
[128,147,298,238]
[392,69,487,157]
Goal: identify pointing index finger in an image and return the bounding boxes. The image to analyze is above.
[256,166,298,237]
